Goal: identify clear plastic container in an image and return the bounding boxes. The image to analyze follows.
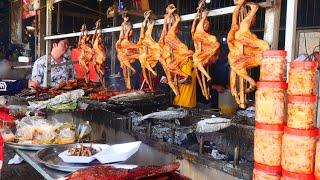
[254,123,283,166]
[315,140,320,180]
[288,61,318,96]
[260,50,287,82]
[282,169,315,180]
[281,127,317,174]
[255,82,287,125]
[287,96,317,129]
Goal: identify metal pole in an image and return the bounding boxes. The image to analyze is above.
[45,0,52,88]
[44,2,272,40]
[57,3,61,33]
[263,0,281,50]
[111,0,119,75]
[285,0,298,61]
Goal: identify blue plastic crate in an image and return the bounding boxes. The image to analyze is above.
[0,80,27,95]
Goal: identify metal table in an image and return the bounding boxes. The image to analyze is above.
[14,149,67,180]
[13,142,178,180]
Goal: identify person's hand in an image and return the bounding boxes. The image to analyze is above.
[212,84,225,93]
[28,79,39,89]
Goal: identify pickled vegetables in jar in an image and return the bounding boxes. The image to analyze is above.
[254,123,283,166]
[255,82,287,125]
[260,50,287,82]
[287,96,317,129]
[281,127,317,174]
[288,61,318,96]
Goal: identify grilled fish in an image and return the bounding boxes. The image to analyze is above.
[196,117,231,133]
[133,108,189,125]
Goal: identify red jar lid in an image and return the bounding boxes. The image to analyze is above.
[288,95,317,103]
[256,81,288,89]
[256,122,284,131]
[290,61,318,69]
[282,169,315,180]
[284,126,318,137]
[254,162,282,174]
[263,50,287,57]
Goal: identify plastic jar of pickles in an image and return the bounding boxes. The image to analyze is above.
[253,162,281,180]
[254,123,283,166]
[281,127,317,174]
[255,82,287,125]
[260,50,287,82]
[287,96,317,129]
[288,61,318,96]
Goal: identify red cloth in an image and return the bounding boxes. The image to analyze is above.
[0,108,15,127]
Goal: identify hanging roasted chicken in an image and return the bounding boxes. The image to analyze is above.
[157,6,181,96]
[116,14,140,89]
[164,5,193,83]
[228,0,270,107]
[192,0,220,100]
[137,11,159,90]
[92,20,107,88]
[78,24,93,83]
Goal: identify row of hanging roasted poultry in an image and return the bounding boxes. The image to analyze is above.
[77,0,269,108]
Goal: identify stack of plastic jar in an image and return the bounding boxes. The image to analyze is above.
[285,60,319,180]
[253,50,288,180]
[281,127,317,179]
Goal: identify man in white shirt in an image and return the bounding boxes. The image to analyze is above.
[28,38,74,88]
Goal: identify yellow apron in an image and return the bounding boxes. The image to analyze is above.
[173,60,197,108]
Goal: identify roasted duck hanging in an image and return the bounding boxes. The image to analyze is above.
[78,24,93,83]
[92,19,107,88]
[228,0,269,108]
[192,0,220,100]
[116,14,140,89]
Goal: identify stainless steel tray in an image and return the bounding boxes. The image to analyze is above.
[5,142,74,151]
[35,145,102,172]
